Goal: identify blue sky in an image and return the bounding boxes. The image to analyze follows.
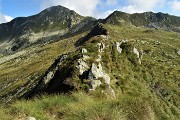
[0,0,180,24]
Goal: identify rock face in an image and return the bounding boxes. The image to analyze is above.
[88,63,110,89]
[104,11,180,32]
[116,40,127,54]
[133,47,143,64]
[133,47,140,58]
[90,63,110,84]
[77,58,89,75]
[5,54,69,100]
[42,55,68,85]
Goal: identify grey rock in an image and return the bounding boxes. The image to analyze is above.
[133,47,143,64]
[43,55,67,85]
[81,48,87,53]
[89,80,102,90]
[177,50,180,55]
[116,40,127,54]
[89,63,110,84]
[77,59,89,75]
[133,47,140,58]
[26,117,36,120]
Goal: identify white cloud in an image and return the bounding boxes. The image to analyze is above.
[0,0,13,24]
[4,15,13,22]
[40,0,120,18]
[0,13,13,24]
[168,0,180,11]
[128,0,165,10]
[121,5,145,14]
[41,0,101,17]
[120,0,165,13]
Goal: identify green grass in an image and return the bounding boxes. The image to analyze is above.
[1,89,179,120]
[0,92,152,120]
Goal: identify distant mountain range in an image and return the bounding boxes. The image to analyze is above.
[1,5,180,54]
[103,11,180,32]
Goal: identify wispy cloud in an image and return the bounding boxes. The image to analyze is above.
[0,1,13,24]
[119,0,166,13]
[168,0,180,11]
[40,0,119,18]
[0,13,13,24]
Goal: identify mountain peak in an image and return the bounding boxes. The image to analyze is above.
[0,5,96,54]
[38,5,77,16]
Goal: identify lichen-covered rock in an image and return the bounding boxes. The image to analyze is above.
[133,47,143,64]
[89,80,102,90]
[77,59,89,75]
[133,47,140,58]
[89,63,110,84]
[116,40,127,54]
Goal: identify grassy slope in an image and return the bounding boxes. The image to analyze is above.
[0,32,86,98]
[0,24,179,120]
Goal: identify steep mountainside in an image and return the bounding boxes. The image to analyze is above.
[0,6,179,120]
[0,5,96,54]
[103,11,180,32]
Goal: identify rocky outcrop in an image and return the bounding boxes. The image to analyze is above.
[42,55,68,85]
[133,47,143,64]
[88,63,110,89]
[116,40,143,64]
[76,44,115,97]
[77,48,90,75]
[17,54,68,99]
[116,40,127,54]
[77,59,89,75]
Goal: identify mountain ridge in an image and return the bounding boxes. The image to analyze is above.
[103,10,180,32]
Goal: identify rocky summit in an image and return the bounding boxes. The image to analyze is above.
[0,5,179,120]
